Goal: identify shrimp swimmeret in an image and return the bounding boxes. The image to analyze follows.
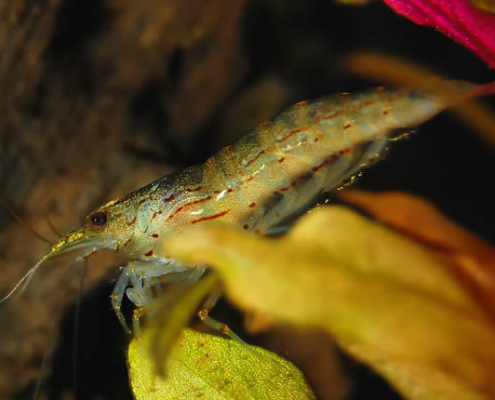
[2,79,494,333]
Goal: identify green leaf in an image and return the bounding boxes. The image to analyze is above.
[128,327,316,400]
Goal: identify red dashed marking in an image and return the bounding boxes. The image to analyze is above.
[344,123,352,130]
[322,111,341,120]
[293,100,308,108]
[185,186,203,192]
[145,250,154,257]
[312,161,327,172]
[167,196,213,221]
[191,210,229,224]
[278,157,285,163]
[249,202,256,208]
[127,216,137,226]
[243,224,250,230]
[277,126,310,143]
[151,233,159,238]
[245,149,267,167]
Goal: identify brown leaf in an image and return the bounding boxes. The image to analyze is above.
[338,190,495,315]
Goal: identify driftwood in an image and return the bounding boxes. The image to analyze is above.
[0,1,247,397]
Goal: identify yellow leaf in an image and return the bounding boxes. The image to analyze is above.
[128,327,316,400]
[159,205,495,400]
[338,190,495,315]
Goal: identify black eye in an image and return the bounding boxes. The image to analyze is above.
[89,212,107,226]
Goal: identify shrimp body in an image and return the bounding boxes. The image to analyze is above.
[2,80,492,332]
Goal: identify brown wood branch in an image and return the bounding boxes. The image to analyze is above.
[0,0,248,397]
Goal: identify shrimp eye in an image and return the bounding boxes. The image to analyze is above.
[89,212,107,226]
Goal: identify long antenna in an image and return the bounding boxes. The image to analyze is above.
[33,255,79,400]
[0,254,49,304]
[0,198,54,245]
[72,257,87,398]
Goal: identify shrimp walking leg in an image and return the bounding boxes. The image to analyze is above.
[111,265,134,334]
[114,263,204,334]
[197,290,251,350]
[110,262,157,333]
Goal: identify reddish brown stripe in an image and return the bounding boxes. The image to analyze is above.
[249,202,256,208]
[167,196,213,221]
[344,123,352,130]
[145,250,154,257]
[278,157,285,163]
[322,111,341,120]
[245,149,267,167]
[127,216,137,226]
[151,233,159,238]
[277,126,310,143]
[339,148,350,155]
[185,186,204,192]
[293,100,308,108]
[191,210,229,224]
[312,160,327,172]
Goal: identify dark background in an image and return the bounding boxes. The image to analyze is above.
[0,0,494,399]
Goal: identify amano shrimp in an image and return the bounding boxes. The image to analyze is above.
[2,79,495,333]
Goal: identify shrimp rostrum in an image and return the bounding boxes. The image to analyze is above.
[2,79,494,333]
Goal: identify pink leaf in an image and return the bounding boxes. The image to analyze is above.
[383,0,495,68]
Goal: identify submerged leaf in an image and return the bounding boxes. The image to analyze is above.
[128,327,316,400]
[160,202,495,399]
[382,0,495,68]
[338,190,495,315]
